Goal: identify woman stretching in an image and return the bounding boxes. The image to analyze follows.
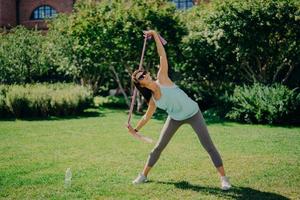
[127,30,231,190]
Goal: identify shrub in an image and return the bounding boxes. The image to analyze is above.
[0,85,9,117]
[95,96,128,109]
[0,27,47,84]
[49,85,93,116]
[0,26,75,84]
[226,83,300,124]
[2,83,93,118]
[5,85,31,118]
[178,0,300,109]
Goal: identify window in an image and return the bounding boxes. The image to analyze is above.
[172,0,194,10]
[30,5,57,20]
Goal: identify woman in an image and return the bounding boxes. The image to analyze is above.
[127,30,231,190]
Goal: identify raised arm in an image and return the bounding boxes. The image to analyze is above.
[144,30,170,83]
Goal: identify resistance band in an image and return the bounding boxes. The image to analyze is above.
[126,32,167,143]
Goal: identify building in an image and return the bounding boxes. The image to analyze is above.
[0,0,75,30]
[172,0,203,10]
[0,0,202,30]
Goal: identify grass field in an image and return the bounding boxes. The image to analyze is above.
[0,108,299,199]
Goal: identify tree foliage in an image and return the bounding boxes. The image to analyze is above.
[178,0,300,108]
[50,0,187,96]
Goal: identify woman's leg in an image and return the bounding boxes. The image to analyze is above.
[142,116,183,176]
[186,110,226,177]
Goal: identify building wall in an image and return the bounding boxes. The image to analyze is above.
[0,0,17,28]
[19,0,74,29]
[0,0,74,30]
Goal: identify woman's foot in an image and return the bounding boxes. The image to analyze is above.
[132,173,148,184]
[220,176,231,190]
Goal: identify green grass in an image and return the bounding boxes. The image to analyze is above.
[0,108,299,199]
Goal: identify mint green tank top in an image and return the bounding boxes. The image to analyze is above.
[152,80,200,120]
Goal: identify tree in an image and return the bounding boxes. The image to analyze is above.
[50,0,187,111]
[178,0,300,109]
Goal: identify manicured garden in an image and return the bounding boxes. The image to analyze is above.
[0,0,299,199]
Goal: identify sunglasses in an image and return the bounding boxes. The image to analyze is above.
[137,71,147,81]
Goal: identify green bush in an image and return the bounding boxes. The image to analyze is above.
[1,83,93,118]
[0,27,47,84]
[95,96,128,109]
[0,85,10,117]
[0,26,75,84]
[226,83,300,124]
[178,0,300,109]
[49,85,93,116]
[5,86,31,118]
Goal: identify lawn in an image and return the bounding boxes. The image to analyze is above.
[0,108,299,200]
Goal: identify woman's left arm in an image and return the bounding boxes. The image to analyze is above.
[153,33,168,80]
[145,30,170,82]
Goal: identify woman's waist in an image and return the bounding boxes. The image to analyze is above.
[168,106,200,120]
[166,101,199,114]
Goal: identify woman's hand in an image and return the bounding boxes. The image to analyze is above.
[143,30,156,39]
[125,123,137,135]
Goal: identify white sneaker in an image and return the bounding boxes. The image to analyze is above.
[221,176,231,190]
[132,173,148,184]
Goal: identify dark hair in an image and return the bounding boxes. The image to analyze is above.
[131,69,153,104]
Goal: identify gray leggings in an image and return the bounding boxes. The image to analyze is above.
[146,110,223,168]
